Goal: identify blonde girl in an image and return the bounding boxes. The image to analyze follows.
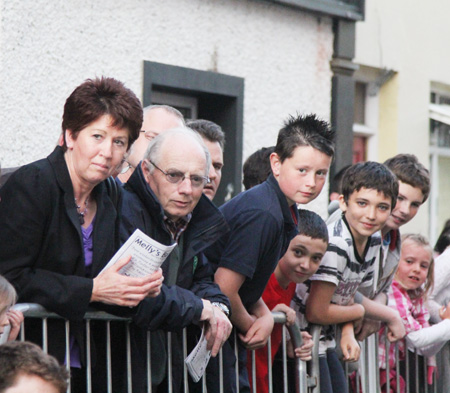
[379,234,450,393]
[0,275,23,342]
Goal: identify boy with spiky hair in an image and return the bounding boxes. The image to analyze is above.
[204,113,335,393]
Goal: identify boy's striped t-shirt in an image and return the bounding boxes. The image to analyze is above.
[293,215,382,351]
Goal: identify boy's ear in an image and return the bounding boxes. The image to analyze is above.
[338,194,347,212]
[270,152,281,177]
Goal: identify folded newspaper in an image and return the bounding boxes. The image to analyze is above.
[185,326,212,382]
[100,229,176,277]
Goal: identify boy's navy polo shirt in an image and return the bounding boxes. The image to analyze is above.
[204,174,298,309]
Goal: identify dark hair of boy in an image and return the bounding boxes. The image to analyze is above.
[330,164,352,195]
[341,161,399,208]
[186,119,225,150]
[0,341,69,393]
[274,114,335,162]
[242,146,275,190]
[434,219,450,254]
[383,154,430,202]
[297,209,329,244]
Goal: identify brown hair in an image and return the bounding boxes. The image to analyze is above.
[0,341,69,393]
[61,77,143,151]
[384,154,430,203]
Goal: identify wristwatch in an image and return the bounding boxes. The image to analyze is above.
[211,302,230,317]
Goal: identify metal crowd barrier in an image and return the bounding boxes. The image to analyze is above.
[308,323,442,393]
[5,304,311,393]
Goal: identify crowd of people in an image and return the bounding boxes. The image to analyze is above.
[0,76,450,393]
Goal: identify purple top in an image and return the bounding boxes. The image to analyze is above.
[82,217,95,276]
[69,217,95,368]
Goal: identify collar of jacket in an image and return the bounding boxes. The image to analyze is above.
[126,162,229,260]
[266,173,299,240]
[46,146,117,276]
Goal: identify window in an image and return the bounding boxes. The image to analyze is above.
[352,79,378,163]
[143,61,244,205]
[429,89,450,244]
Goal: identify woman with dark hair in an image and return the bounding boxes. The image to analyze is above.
[0,77,163,392]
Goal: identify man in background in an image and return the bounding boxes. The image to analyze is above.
[187,119,225,201]
[118,105,185,183]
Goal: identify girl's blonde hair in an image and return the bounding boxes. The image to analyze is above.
[400,234,434,299]
[0,275,17,310]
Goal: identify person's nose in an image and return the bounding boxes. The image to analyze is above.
[101,141,113,159]
[305,172,316,189]
[178,177,193,195]
[412,262,421,273]
[398,200,410,217]
[366,206,376,220]
[208,164,216,181]
[0,312,9,327]
[300,258,311,271]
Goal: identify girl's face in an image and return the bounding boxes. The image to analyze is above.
[395,239,432,291]
[0,305,10,335]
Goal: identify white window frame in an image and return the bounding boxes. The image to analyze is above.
[429,101,450,244]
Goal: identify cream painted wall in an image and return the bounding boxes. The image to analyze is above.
[355,0,450,237]
[378,74,398,162]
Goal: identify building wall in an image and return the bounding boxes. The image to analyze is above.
[0,0,334,214]
[355,0,450,237]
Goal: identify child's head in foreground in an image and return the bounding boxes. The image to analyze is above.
[383,154,430,232]
[276,209,328,288]
[395,233,434,299]
[0,341,69,393]
[270,114,335,206]
[0,275,17,336]
[339,161,398,239]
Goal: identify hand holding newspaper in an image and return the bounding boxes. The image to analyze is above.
[100,229,176,277]
[185,326,212,382]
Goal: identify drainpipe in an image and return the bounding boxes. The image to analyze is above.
[330,19,359,180]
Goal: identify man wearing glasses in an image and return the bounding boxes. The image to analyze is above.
[119,127,232,392]
[117,105,185,183]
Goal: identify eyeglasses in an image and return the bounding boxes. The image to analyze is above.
[141,130,158,141]
[149,160,209,188]
[120,162,133,174]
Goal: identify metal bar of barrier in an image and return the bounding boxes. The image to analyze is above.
[182,328,188,393]
[281,327,287,393]
[251,347,257,393]
[219,345,224,393]
[126,323,132,393]
[86,319,92,393]
[386,337,390,393]
[106,321,112,393]
[65,319,71,393]
[234,329,239,393]
[309,324,321,393]
[10,304,336,393]
[147,330,152,393]
[405,342,410,393]
[423,349,428,393]
[395,342,400,393]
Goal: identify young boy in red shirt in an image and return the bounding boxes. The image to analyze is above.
[248,209,329,393]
